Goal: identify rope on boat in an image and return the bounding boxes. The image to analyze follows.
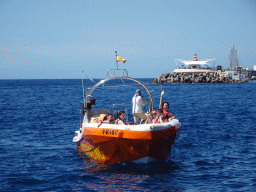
[149,84,162,92]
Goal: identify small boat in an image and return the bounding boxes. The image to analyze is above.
[73,59,181,164]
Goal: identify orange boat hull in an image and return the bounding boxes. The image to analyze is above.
[76,126,178,164]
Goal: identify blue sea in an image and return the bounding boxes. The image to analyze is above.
[1,78,256,191]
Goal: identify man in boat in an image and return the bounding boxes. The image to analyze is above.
[159,90,176,121]
[132,89,150,125]
[104,114,114,124]
[82,98,96,122]
[98,114,114,127]
[145,112,153,124]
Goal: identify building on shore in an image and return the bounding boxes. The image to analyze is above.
[174,53,217,74]
[224,71,241,81]
[252,66,256,80]
[150,46,255,84]
[224,46,256,80]
[173,48,256,80]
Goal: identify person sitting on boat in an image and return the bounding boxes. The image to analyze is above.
[83,98,96,122]
[152,109,157,119]
[115,111,127,125]
[97,114,107,127]
[98,114,115,127]
[159,90,176,121]
[152,109,164,124]
[103,114,115,124]
[145,112,154,124]
[132,89,150,125]
[163,117,169,123]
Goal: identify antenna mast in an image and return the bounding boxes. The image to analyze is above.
[82,70,84,101]
[229,45,239,71]
[115,50,118,69]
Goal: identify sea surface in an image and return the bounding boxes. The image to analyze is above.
[1,78,256,191]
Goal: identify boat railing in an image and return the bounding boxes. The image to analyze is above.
[84,108,111,124]
[112,103,128,123]
[107,69,128,78]
[90,108,110,117]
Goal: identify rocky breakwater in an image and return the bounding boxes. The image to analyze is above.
[150,72,248,84]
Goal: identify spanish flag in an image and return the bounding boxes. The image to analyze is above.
[116,55,127,63]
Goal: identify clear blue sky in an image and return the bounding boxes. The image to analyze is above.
[1,0,255,79]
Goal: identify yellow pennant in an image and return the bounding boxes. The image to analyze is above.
[116,55,127,63]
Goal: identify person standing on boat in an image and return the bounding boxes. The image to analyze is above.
[83,98,96,122]
[159,90,176,120]
[132,89,150,125]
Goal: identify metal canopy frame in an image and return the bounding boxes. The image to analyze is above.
[84,75,154,113]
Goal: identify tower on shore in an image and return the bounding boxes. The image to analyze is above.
[193,53,198,61]
[229,45,239,71]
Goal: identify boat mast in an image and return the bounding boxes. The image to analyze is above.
[82,70,84,101]
[115,50,118,69]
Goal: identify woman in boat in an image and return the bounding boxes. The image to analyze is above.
[152,109,164,124]
[159,90,176,120]
[115,111,127,125]
[152,109,157,119]
[163,117,169,123]
[145,112,154,124]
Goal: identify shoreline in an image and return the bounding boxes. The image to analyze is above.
[149,72,250,84]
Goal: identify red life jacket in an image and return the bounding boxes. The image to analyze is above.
[152,118,160,124]
[163,111,170,118]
